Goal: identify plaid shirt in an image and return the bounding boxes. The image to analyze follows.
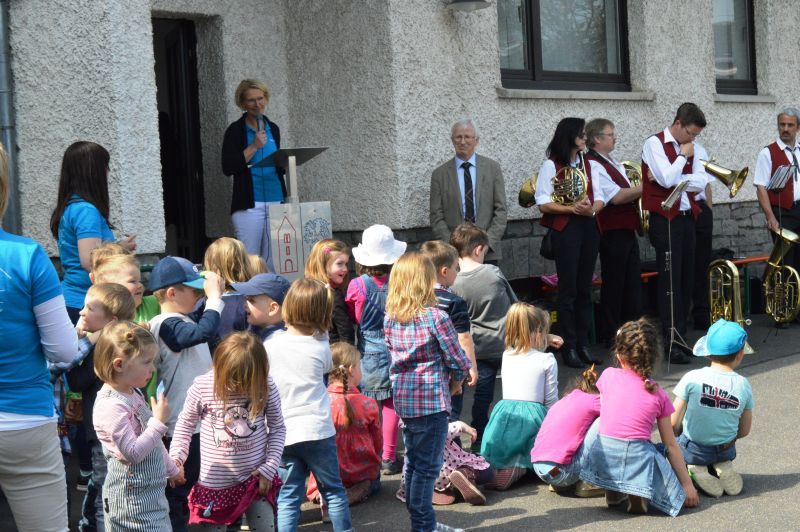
[385,307,471,419]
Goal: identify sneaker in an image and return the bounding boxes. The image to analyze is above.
[448,467,486,506]
[485,466,526,491]
[432,489,457,505]
[627,495,649,514]
[605,490,628,507]
[712,461,743,496]
[548,483,573,494]
[76,472,91,492]
[574,480,604,498]
[434,523,465,532]
[346,479,372,504]
[688,464,723,497]
[381,459,402,475]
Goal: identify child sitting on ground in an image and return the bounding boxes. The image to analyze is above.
[307,343,382,508]
[671,319,753,498]
[480,302,558,491]
[531,365,602,497]
[580,319,699,516]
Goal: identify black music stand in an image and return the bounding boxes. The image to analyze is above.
[249,147,329,203]
[662,180,690,369]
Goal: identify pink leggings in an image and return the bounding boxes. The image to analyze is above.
[381,397,401,462]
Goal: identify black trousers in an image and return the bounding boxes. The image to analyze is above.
[691,201,713,327]
[551,215,600,348]
[599,229,641,340]
[648,212,695,343]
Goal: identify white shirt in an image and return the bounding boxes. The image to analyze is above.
[535,154,602,206]
[264,330,335,446]
[454,153,478,217]
[694,143,709,201]
[641,128,708,210]
[587,155,624,204]
[500,348,558,408]
[753,138,800,201]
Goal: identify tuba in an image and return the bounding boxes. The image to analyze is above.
[700,158,748,199]
[708,259,755,353]
[621,160,648,235]
[763,227,800,323]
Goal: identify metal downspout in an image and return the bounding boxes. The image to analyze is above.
[0,0,19,233]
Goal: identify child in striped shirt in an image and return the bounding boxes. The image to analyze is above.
[169,331,286,530]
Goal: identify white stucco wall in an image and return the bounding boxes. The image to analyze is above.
[11,0,164,254]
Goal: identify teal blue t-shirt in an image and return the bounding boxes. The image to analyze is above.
[674,366,754,446]
[0,229,64,416]
[58,196,114,309]
[246,120,283,202]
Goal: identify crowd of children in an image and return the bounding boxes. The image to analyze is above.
[48,220,755,532]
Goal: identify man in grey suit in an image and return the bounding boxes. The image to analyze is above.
[430,118,508,259]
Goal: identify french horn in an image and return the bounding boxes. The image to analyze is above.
[621,160,648,235]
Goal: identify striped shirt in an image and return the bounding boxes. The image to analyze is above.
[169,372,286,488]
[385,307,471,419]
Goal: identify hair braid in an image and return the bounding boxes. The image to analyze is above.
[614,318,661,393]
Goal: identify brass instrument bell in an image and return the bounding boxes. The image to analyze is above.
[518,172,538,208]
[621,160,649,235]
[763,227,800,323]
[701,158,748,199]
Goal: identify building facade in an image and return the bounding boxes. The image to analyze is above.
[5,0,793,278]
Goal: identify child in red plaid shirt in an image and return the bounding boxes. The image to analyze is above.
[384,252,472,532]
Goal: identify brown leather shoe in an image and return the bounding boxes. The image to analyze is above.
[449,467,486,506]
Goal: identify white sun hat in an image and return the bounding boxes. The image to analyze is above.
[352,224,407,267]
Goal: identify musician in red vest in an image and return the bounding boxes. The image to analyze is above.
[754,108,800,275]
[585,118,643,345]
[642,103,709,364]
[536,117,607,369]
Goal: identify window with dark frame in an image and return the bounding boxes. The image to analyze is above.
[713,0,757,95]
[497,0,630,91]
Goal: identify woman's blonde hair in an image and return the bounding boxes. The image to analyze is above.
[385,252,437,323]
[505,302,550,353]
[92,249,139,282]
[282,278,333,333]
[0,143,9,218]
[213,331,269,420]
[235,79,270,110]
[329,343,361,428]
[204,237,253,285]
[249,254,268,275]
[94,321,156,383]
[305,239,350,287]
[87,283,136,322]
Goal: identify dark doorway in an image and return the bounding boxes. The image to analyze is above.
[153,18,207,262]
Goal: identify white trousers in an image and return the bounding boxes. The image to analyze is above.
[231,201,281,273]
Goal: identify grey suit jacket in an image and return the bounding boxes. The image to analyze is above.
[429,154,508,259]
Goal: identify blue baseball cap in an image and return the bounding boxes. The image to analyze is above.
[692,319,748,357]
[148,256,205,291]
[231,273,291,304]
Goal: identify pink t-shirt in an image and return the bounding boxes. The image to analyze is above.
[530,390,601,465]
[597,367,674,440]
[344,275,388,324]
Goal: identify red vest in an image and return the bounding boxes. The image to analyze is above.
[585,152,639,234]
[641,132,700,220]
[541,156,594,232]
[766,142,794,210]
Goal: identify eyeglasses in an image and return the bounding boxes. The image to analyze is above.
[683,126,702,139]
[453,135,477,142]
[597,132,617,139]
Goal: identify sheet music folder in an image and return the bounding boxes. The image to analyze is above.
[248,147,329,169]
[767,165,795,192]
[661,180,690,210]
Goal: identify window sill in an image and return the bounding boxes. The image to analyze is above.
[496,85,654,101]
[714,93,776,104]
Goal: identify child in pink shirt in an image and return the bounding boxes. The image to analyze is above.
[580,319,699,516]
[531,365,601,496]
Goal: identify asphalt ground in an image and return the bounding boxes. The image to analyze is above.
[2,313,799,530]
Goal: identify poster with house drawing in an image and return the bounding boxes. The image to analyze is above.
[269,201,332,281]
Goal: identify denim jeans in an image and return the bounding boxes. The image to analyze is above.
[402,411,449,532]
[278,436,353,531]
[471,358,502,439]
[677,433,737,466]
[533,418,599,487]
[78,441,107,532]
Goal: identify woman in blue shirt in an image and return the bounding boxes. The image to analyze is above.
[221,79,287,272]
[0,143,79,531]
[49,141,136,322]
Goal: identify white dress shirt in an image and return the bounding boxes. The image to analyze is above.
[753,138,800,201]
[642,128,708,210]
[694,142,709,201]
[587,155,624,204]
[535,154,602,206]
[454,153,478,217]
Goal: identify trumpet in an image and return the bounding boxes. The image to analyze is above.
[708,259,754,353]
[621,160,649,235]
[517,155,588,208]
[700,158,748,198]
[763,227,800,323]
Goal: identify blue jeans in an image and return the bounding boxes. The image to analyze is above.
[278,436,353,531]
[402,411,449,532]
[677,433,737,466]
[78,441,106,532]
[533,418,600,487]
[471,358,502,439]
